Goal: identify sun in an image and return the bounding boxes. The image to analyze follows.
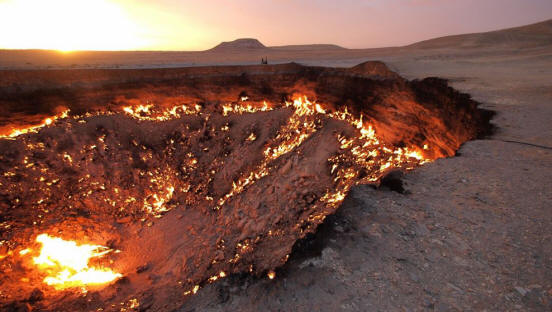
[0,0,148,51]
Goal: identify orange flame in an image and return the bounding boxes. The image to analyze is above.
[216,96,431,211]
[0,110,69,139]
[122,103,201,121]
[0,96,430,222]
[30,234,121,290]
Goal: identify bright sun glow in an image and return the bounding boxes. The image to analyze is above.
[0,0,148,51]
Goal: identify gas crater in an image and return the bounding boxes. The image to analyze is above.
[0,62,493,311]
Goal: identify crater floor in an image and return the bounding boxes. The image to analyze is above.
[0,62,495,311]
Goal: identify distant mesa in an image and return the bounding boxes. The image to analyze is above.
[209,38,267,51]
[208,38,347,52]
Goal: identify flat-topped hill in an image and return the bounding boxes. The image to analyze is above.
[209,38,267,51]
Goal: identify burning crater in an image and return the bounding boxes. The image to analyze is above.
[0,62,492,311]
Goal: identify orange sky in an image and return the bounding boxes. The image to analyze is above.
[0,0,550,51]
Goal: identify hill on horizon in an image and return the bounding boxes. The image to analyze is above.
[407,18,552,49]
[208,19,552,53]
[271,44,346,51]
[209,38,267,51]
[208,38,346,52]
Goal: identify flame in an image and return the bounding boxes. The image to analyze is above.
[0,94,438,299]
[0,96,431,224]
[29,234,121,290]
[264,97,318,160]
[122,103,201,121]
[216,97,318,209]
[0,109,69,139]
[144,186,175,217]
[183,285,200,296]
[222,101,271,116]
[216,96,431,211]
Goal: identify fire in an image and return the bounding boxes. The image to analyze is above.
[216,97,318,209]
[222,100,272,116]
[122,103,201,121]
[215,95,431,211]
[2,95,433,297]
[0,109,69,139]
[29,234,121,290]
[0,95,431,224]
[144,186,175,217]
[264,97,318,160]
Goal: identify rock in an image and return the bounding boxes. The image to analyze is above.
[116,216,132,224]
[447,282,464,294]
[136,263,150,273]
[515,286,528,296]
[0,243,8,255]
[214,250,225,261]
[27,289,43,303]
[379,170,405,193]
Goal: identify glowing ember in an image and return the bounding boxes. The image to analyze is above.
[184,285,201,296]
[29,234,121,290]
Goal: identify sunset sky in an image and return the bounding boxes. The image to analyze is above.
[0,0,550,51]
